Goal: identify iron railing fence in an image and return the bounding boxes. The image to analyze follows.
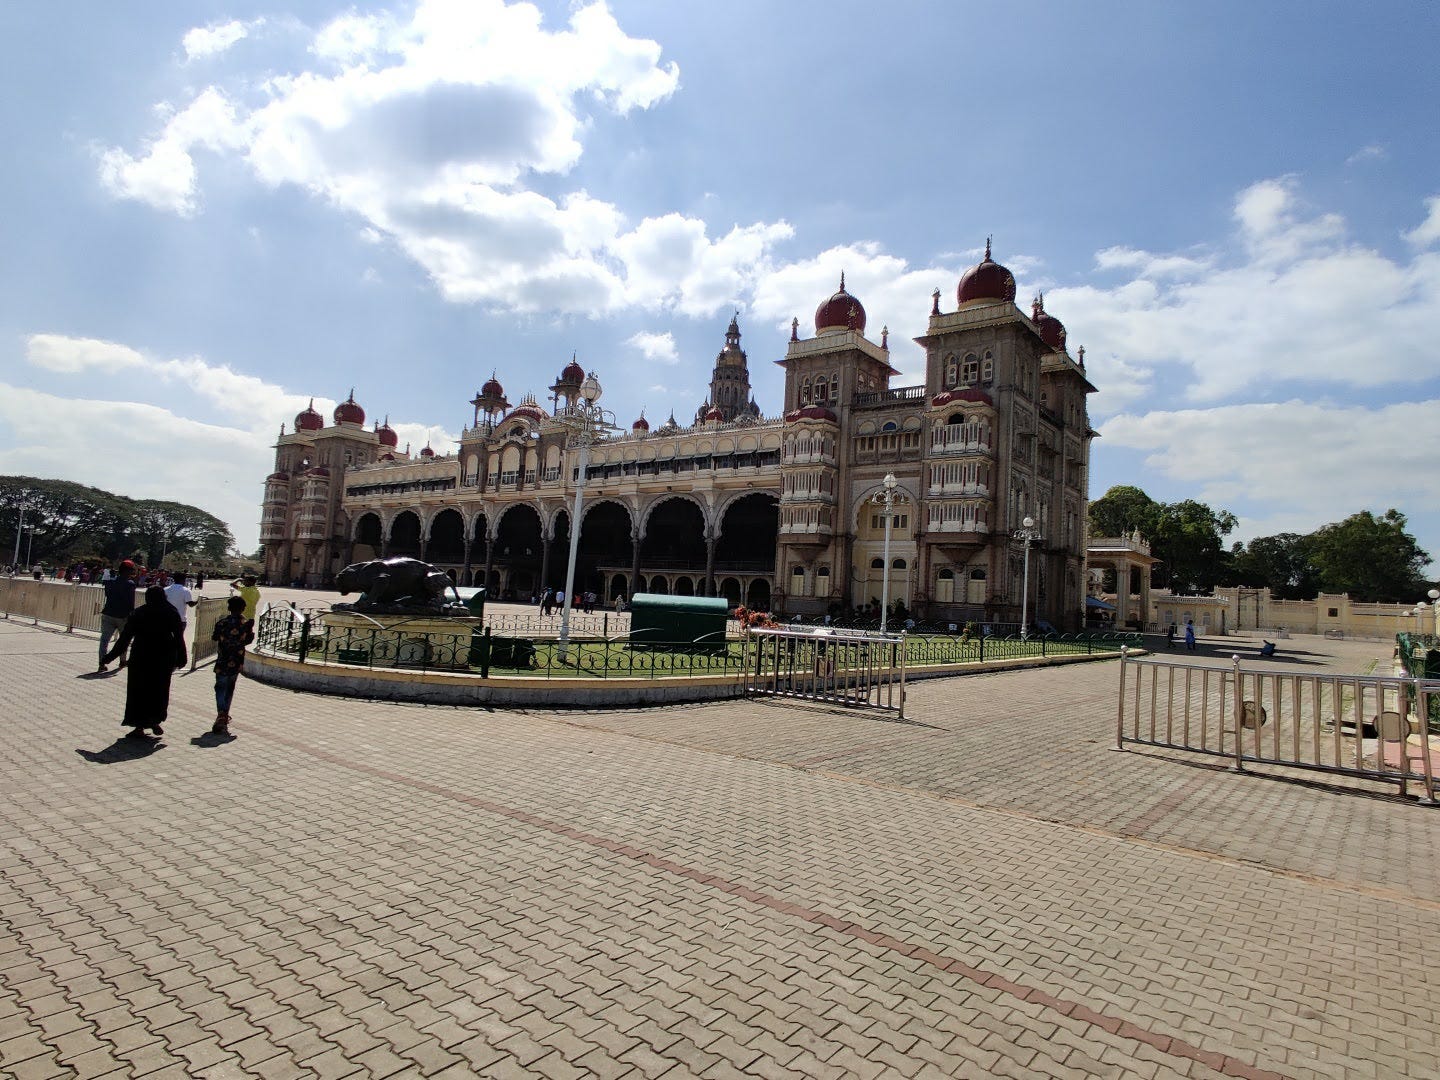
[1116,649,1440,802]
[743,626,907,716]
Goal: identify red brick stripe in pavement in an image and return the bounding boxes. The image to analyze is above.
[246,721,1293,1080]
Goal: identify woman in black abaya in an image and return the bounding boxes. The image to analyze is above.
[104,585,187,737]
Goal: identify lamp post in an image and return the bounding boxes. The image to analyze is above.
[556,372,616,661]
[10,500,29,570]
[875,473,900,632]
[1429,588,1440,638]
[1013,514,1044,639]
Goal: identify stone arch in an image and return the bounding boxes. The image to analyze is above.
[352,512,384,559]
[427,507,466,564]
[388,510,422,557]
[639,496,707,571]
[714,491,778,571]
[638,492,709,538]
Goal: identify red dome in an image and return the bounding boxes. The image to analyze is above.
[632,415,650,432]
[814,273,866,335]
[556,359,584,385]
[932,388,994,408]
[481,375,504,398]
[503,403,546,425]
[1031,295,1066,350]
[294,400,324,431]
[307,465,330,477]
[333,390,365,425]
[379,452,396,462]
[419,443,435,458]
[784,405,839,424]
[957,240,1016,306]
[375,418,399,448]
[266,471,290,482]
[704,406,724,422]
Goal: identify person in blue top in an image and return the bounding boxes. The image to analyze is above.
[1184,621,1197,651]
[98,560,138,672]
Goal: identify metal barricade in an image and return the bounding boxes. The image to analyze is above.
[188,596,230,669]
[1116,648,1439,802]
[744,626,906,717]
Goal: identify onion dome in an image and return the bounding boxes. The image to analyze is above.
[814,272,867,335]
[957,238,1017,307]
[375,416,399,448]
[1030,294,1066,350]
[266,471,290,483]
[657,411,680,433]
[419,443,435,458]
[704,406,724,423]
[932,388,995,408]
[333,388,365,425]
[783,405,839,424]
[481,374,504,398]
[554,354,585,387]
[294,399,324,432]
[632,413,650,433]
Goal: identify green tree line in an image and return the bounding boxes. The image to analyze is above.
[1089,485,1433,603]
[1,476,236,570]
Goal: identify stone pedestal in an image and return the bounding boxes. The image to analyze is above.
[323,610,481,670]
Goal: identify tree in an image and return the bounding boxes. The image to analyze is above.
[0,476,236,570]
[1307,510,1430,603]
[129,500,235,569]
[1228,533,1321,600]
[1087,485,1160,539]
[1150,499,1238,593]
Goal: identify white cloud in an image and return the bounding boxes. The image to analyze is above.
[96,0,807,318]
[183,19,257,62]
[0,383,272,554]
[1100,399,1440,555]
[96,87,246,215]
[626,331,678,364]
[1345,144,1387,167]
[1405,196,1440,249]
[13,334,448,549]
[1050,181,1440,402]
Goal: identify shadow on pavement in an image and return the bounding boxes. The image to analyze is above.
[77,735,164,763]
[190,731,236,748]
[76,669,119,680]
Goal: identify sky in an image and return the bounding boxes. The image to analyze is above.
[3,1,1439,576]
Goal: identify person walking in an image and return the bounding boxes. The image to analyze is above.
[210,595,254,736]
[164,573,197,634]
[1184,621,1197,651]
[97,561,138,672]
[103,586,187,738]
[231,573,261,622]
[1166,623,1177,649]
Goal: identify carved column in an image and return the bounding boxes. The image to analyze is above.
[704,535,716,597]
[539,535,552,592]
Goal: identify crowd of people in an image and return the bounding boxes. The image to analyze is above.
[92,561,260,741]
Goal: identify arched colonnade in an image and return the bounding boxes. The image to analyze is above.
[343,491,777,607]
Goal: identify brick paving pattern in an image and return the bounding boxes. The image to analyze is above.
[3,616,1439,1078]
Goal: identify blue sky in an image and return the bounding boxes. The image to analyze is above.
[3,1,1439,576]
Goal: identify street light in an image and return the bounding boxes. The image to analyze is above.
[556,371,617,661]
[11,500,30,570]
[874,473,901,633]
[1013,514,1044,639]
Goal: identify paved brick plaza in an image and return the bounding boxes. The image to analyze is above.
[4,616,1439,1078]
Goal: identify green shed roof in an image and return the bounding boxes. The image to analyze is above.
[628,593,730,614]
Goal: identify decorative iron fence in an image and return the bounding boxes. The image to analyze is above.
[1116,648,1440,802]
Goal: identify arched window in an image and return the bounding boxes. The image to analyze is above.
[800,378,811,403]
[870,557,885,569]
[881,421,898,433]
[935,568,955,603]
[814,376,828,402]
[962,354,979,383]
[982,352,994,383]
[892,559,907,570]
[944,356,958,388]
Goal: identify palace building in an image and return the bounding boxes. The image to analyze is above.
[259,245,1097,627]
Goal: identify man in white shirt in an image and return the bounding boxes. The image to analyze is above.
[164,573,197,630]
